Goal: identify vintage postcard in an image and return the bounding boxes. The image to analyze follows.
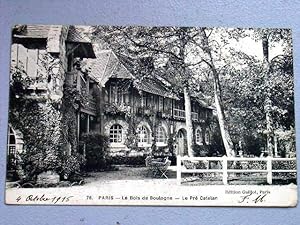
[5,24,297,207]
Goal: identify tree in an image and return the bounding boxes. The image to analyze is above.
[192,28,238,156]
[211,29,294,156]
[252,28,293,156]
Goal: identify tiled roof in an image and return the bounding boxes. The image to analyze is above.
[89,48,212,106]
[67,25,92,43]
[89,50,177,98]
[13,25,50,38]
[133,77,178,99]
[89,50,134,86]
[66,26,96,58]
[13,25,93,44]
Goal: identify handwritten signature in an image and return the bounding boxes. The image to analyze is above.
[238,192,269,204]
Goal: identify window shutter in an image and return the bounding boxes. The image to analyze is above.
[17,44,28,72]
[27,48,38,79]
[10,44,18,68]
[37,49,47,82]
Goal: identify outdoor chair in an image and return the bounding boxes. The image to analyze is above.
[145,156,155,176]
[145,156,171,179]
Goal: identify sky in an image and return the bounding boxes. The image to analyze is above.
[232,36,285,60]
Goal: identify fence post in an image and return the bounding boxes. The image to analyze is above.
[177,155,181,185]
[267,156,272,184]
[222,156,228,185]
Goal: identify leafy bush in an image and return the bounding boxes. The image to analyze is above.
[195,161,208,169]
[276,129,296,157]
[152,146,171,156]
[59,153,86,180]
[7,154,17,171]
[107,155,147,166]
[272,160,296,170]
[9,70,64,181]
[9,66,88,182]
[192,144,210,156]
[81,132,109,171]
[20,148,62,181]
[243,134,265,156]
[6,153,24,181]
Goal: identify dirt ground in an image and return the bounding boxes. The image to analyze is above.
[84,165,177,184]
[6,165,296,190]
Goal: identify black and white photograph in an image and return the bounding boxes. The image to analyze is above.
[5,24,297,206]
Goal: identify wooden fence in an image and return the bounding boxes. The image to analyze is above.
[176,156,297,185]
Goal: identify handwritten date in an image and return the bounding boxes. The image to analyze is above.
[16,194,73,204]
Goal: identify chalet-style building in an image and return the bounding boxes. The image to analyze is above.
[83,50,214,157]
[7,25,214,169]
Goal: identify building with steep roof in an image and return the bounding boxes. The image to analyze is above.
[82,49,214,157]
[8,25,214,175]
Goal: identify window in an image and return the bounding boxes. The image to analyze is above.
[156,126,167,144]
[117,88,124,103]
[196,129,203,145]
[7,127,16,157]
[164,98,171,114]
[138,126,150,144]
[89,115,96,131]
[205,130,210,145]
[147,95,153,107]
[158,96,164,111]
[109,84,117,103]
[109,124,123,143]
[175,99,184,110]
[7,126,17,168]
[109,84,126,104]
[192,102,196,112]
[141,93,147,107]
[79,112,88,136]
[67,52,74,72]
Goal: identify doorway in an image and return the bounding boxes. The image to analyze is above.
[176,128,188,156]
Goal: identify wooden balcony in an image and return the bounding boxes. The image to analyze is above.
[173,109,200,122]
[173,108,185,120]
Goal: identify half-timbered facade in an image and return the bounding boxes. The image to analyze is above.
[86,50,214,157]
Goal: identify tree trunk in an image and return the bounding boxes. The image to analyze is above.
[199,28,235,157]
[184,87,194,156]
[213,78,235,157]
[262,33,273,157]
[178,28,194,156]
